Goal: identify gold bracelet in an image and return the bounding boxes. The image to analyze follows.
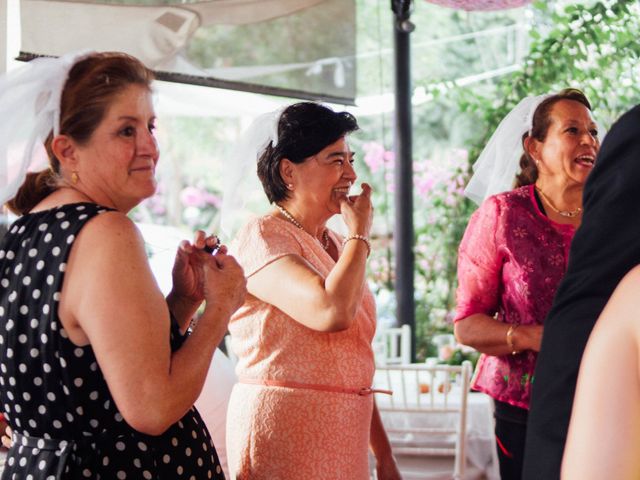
[506,324,519,355]
[342,234,371,257]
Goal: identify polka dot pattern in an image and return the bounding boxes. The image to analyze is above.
[0,203,224,478]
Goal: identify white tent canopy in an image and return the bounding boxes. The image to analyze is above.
[18,0,357,103]
[21,0,326,66]
[0,0,288,117]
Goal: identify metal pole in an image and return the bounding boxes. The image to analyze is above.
[391,0,415,362]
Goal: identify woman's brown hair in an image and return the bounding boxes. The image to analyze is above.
[514,88,593,188]
[6,52,154,215]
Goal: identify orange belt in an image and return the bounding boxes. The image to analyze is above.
[239,377,393,396]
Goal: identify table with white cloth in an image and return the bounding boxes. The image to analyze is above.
[375,377,500,480]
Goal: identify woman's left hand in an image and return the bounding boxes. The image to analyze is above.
[341,182,373,238]
[170,231,223,304]
[376,455,402,480]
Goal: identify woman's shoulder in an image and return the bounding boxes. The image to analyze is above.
[235,214,297,239]
[232,214,301,250]
[80,207,135,232]
[489,185,531,205]
[613,265,640,302]
[624,264,640,279]
[12,202,123,242]
[231,215,304,273]
[480,185,532,215]
[465,186,532,235]
[594,265,640,334]
[71,207,144,252]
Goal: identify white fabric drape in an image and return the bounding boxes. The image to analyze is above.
[20,0,355,103]
[21,0,327,69]
[21,1,200,68]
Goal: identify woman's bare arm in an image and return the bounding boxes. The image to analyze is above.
[562,266,640,480]
[248,185,372,333]
[454,313,542,355]
[248,237,368,332]
[58,212,246,435]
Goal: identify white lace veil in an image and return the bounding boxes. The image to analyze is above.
[220,108,284,237]
[0,50,93,205]
[464,94,551,205]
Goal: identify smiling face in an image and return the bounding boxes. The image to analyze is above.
[288,136,356,216]
[529,99,600,187]
[74,84,159,211]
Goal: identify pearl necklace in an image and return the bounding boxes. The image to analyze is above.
[535,186,582,218]
[276,204,330,250]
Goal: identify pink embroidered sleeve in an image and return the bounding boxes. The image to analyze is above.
[454,196,503,322]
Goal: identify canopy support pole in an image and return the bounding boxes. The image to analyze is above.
[391,0,415,362]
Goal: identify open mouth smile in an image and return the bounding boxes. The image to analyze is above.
[575,154,595,167]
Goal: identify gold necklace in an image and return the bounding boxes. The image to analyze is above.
[275,204,330,250]
[535,186,582,218]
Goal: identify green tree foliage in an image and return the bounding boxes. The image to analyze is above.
[459,0,640,164]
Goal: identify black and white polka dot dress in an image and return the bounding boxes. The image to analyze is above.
[0,203,225,479]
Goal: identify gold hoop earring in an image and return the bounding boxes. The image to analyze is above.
[71,171,79,185]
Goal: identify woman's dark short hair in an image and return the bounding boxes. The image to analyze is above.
[257,102,359,204]
[515,88,593,188]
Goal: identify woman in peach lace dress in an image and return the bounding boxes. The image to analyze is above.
[225,102,400,479]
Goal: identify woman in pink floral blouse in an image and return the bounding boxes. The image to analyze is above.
[454,89,599,480]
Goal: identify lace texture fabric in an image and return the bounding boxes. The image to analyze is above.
[225,215,377,479]
[454,185,575,409]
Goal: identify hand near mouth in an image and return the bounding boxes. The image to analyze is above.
[340,183,373,237]
[347,182,371,202]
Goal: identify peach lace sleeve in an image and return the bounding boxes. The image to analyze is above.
[231,217,303,278]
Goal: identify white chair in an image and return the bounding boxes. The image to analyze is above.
[373,361,473,480]
[374,324,412,366]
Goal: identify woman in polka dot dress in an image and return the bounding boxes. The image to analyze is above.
[0,52,246,478]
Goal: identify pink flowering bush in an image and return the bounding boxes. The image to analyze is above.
[362,142,475,360]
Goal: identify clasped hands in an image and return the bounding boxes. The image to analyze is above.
[171,231,246,314]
